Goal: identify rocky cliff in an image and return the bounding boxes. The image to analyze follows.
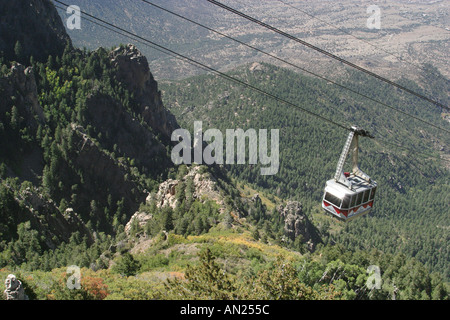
[0,63,45,185]
[125,165,231,237]
[0,0,72,64]
[110,44,177,139]
[0,1,180,250]
[151,166,224,210]
[17,185,93,247]
[278,201,321,252]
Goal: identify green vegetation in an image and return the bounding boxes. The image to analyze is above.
[0,1,448,300]
[160,62,449,281]
[1,232,447,300]
[0,43,169,270]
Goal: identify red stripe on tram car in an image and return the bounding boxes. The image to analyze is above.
[333,207,348,217]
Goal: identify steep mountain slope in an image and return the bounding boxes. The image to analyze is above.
[0,0,72,64]
[0,0,320,273]
[159,62,450,279]
[0,0,177,252]
[0,47,177,238]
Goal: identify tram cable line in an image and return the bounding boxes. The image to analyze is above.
[137,0,449,135]
[50,1,445,223]
[138,0,354,126]
[54,0,353,132]
[206,0,449,112]
[136,0,450,164]
[53,0,449,165]
[55,0,448,210]
[54,4,214,75]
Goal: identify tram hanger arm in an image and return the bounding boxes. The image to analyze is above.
[334,126,373,188]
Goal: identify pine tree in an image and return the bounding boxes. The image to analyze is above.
[112,252,140,276]
[161,207,174,231]
[14,41,24,62]
[165,248,237,299]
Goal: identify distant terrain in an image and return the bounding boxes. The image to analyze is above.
[59,0,449,83]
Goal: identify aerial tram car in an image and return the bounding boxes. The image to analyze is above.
[322,126,377,221]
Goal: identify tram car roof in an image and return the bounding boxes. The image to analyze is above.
[325,173,377,197]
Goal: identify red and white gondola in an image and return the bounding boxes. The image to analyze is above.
[322,126,377,221]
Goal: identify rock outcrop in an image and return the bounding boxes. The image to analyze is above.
[69,123,148,216]
[125,165,230,238]
[16,186,93,248]
[0,63,45,183]
[124,211,153,236]
[278,201,321,251]
[3,274,28,300]
[150,166,222,210]
[153,178,180,209]
[7,63,45,123]
[110,44,177,139]
[82,91,169,173]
